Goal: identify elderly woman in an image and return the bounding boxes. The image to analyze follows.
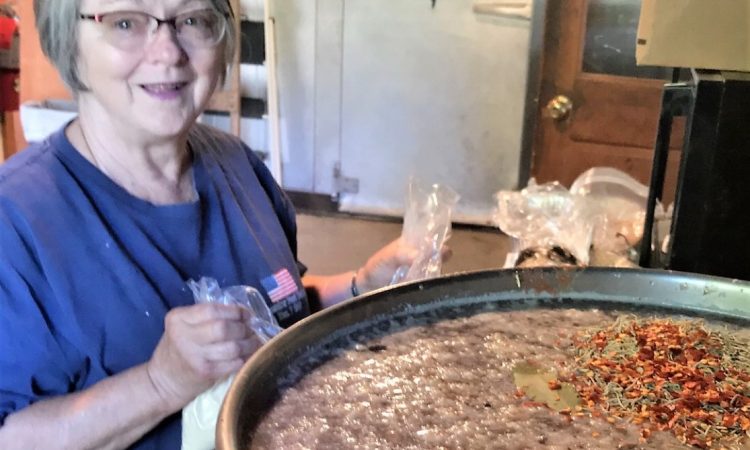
[0,0,423,448]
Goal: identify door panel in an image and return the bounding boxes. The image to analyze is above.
[569,75,683,149]
[569,76,663,148]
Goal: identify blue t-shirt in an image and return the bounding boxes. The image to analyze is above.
[0,124,310,449]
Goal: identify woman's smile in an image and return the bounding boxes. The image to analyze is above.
[139,81,190,100]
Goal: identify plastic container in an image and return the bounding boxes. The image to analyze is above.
[19,100,78,142]
[571,168,652,249]
[570,167,649,204]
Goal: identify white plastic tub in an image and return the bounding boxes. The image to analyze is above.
[20,100,78,143]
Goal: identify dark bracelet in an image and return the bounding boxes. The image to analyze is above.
[350,270,361,297]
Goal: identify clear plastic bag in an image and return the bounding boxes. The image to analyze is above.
[186,277,282,342]
[181,277,281,450]
[391,178,460,284]
[494,168,663,269]
[493,179,593,265]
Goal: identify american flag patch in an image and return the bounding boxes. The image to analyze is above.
[260,268,299,303]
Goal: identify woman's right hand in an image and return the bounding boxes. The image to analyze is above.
[146,304,260,412]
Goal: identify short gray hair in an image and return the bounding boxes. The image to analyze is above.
[33,0,237,92]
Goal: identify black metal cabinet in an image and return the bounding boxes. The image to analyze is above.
[645,70,750,280]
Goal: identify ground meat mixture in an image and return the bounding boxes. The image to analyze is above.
[250,308,720,449]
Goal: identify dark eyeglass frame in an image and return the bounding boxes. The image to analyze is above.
[78,9,229,47]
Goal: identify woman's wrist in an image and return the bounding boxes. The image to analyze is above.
[350,269,361,297]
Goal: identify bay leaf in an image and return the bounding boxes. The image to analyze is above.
[512,361,580,411]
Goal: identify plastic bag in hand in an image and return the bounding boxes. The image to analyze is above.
[181,277,282,450]
[187,277,282,342]
[391,177,460,284]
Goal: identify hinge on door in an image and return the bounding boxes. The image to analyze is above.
[333,163,359,194]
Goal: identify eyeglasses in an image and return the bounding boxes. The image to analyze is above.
[79,9,228,52]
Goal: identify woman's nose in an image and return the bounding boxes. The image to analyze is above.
[143,24,187,66]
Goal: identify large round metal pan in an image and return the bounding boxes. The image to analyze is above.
[216,267,750,450]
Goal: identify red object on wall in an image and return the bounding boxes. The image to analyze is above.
[0,69,19,111]
[0,16,16,49]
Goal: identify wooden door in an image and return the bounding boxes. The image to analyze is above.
[532,0,681,203]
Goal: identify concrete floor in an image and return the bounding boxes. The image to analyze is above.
[296,213,512,276]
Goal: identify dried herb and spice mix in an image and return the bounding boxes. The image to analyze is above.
[251,307,750,449]
[567,316,750,448]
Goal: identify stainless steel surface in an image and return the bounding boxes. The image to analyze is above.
[333,0,531,224]
[217,268,750,450]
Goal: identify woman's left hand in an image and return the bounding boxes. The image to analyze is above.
[356,238,452,293]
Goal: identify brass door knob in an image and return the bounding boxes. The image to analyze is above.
[545,95,573,121]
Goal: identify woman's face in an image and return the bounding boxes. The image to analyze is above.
[76,0,225,140]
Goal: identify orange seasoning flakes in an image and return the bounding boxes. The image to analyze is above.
[566,317,750,448]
